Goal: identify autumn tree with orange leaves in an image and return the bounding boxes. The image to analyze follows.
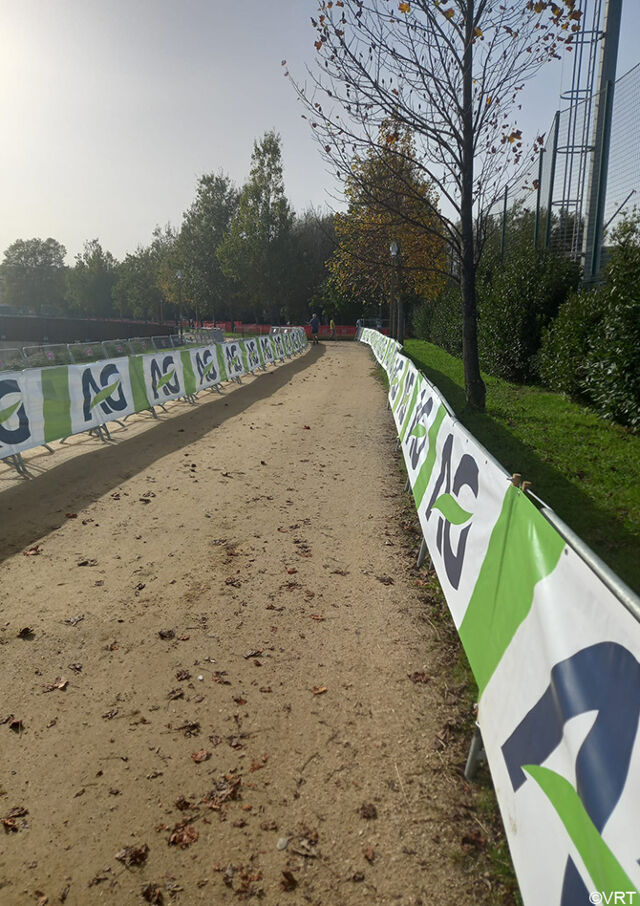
[328,123,447,335]
[288,0,581,410]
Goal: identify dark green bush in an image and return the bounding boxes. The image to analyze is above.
[411,283,462,356]
[538,287,605,396]
[477,245,581,383]
[540,213,640,429]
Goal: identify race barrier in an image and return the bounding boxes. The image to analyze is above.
[0,328,307,473]
[358,327,640,906]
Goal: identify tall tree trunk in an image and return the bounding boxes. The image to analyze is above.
[460,1,486,411]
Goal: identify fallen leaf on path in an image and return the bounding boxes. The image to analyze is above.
[63,614,84,626]
[249,755,269,773]
[409,671,431,684]
[17,627,34,639]
[42,677,67,693]
[201,772,241,809]
[280,870,298,891]
[175,720,200,737]
[212,671,231,685]
[102,709,119,720]
[309,615,325,622]
[331,568,348,576]
[2,806,28,833]
[8,718,24,733]
[68,662,82,673]
[312,686,327,695]
[243,648,262,659]
[76,558,97,567]
[363,844,376,863]
[158,629,175,640]
[376,574,394,585]
[359,803,378,819]
[168,822,199,848]
[259,686,272,693]
[167,688,184,701]
[175,796,193,810]
[65,513,78,519]
[260,820,278,831]
[352,872,365,882]
[286,567,297,575]
[225,577,242,587]
[141,882,164,904]
[115,842,149,866]
[191,749,211,764]
[23,545,42,556]
[277,527,288,533]
[176,669,191,681]
[302,425,311,430]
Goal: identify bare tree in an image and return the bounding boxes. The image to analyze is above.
[287,0,580,409]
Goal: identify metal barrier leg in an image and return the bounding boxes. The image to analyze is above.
[5,453,29,477]
[464,724,485,782]
[417,538,429,569]
[404,476,411,492]
[43,444,55,453]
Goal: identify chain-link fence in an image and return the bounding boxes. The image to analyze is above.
[484,62,640,280]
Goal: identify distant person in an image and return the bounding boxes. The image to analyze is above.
[310,313,320,345]
[329,316,335,339]
[356,318,362,330]
[376,318,382,331]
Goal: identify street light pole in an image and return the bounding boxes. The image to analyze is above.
[389,240,403,344]
[176,270,183,337]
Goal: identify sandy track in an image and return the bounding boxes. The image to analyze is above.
[0,343,483,905]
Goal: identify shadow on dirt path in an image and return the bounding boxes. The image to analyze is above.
[0,345,324,563]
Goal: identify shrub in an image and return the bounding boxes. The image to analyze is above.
[540,212,640,429]
[411,283,463,356]
[477,245,581,383]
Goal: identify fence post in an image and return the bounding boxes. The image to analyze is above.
[500,186,508,260]
[588,80,615,280]
[545,112,560,249]
[534,147,545,248]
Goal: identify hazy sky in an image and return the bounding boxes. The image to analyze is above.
[1,0,638,263]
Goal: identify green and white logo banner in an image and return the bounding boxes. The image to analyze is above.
[187,346,223,391]
[0,369,46,457]
[1,331,307,464]
[68,358,137,434]
[141,350,185,405]
[259,335,275,364]
[243,338,261,372]
[223,341,245,379]
[358,329,640,905]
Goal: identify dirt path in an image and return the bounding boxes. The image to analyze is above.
[0,343,488,906]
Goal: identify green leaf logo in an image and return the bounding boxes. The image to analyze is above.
[0,399,21,424]
[89,378,121,411]
[410,423,426,439]
[202,361,215,381]
[432,493,472,526]
[157,369,176,391]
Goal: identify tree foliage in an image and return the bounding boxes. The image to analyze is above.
[0,237,67,315]
[289,0,581,408]
[217,131,294,322]
[179,172,239,322]
[328,123,446,310]
[66,239,117,318]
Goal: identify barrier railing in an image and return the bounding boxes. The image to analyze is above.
[0,329,308,475]
[357,326,640,906]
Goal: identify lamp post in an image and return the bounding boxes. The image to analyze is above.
[389,240,403,343]
[176,270,183,337]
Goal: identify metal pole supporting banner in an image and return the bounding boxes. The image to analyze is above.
[545,112,560,249]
